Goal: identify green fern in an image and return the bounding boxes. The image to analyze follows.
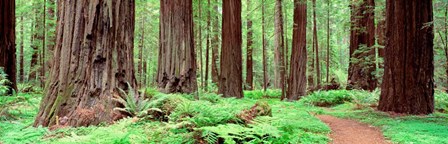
[113,83,154,118]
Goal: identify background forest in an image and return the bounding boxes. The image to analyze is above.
[1,0,448,144]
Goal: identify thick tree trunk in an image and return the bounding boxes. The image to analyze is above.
[378,0,434,115]
[262,0,268,91]
[34,0,137,127]
[286,0,307,101]
[219,0,243,98]
[157,0,197,93]
[211,1,220,85]
[347,0,376,91]
[245,0,254,90]
[0,0,17,94]
[274,0,286,98]
[312,0,321,87]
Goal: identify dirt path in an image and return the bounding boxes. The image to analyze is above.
[317,115,390,144]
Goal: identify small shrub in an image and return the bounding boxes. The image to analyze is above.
[435,91,448,113]
[113,84,154,118]
[300,90,353,107]
[0,67,11,96]
[244,89,282,99]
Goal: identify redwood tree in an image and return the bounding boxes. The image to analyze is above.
[378,0,434,114]
[274,0,286,98]
[34,0,137,127]
[219,0,243,98]
[0,0,17,94]
[286,0,307,101]
[245,0,254,90]
[347,0,376,91]
[157,0,197,93]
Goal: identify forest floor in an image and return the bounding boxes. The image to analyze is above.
[1,89,448,144]
[317,115,389,144]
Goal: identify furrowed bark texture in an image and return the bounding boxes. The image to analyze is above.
[378,0,434,115]
[0,0,17,94]
[219,0,243,98]
[34,0,137,127]
[347,0,376,91]
[286,0,307,101]
[157,0,197,93]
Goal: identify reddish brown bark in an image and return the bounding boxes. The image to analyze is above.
[219,0,243,98]
[0,0,17,94]
[34,0,137,127]
[262,0,268,91]
[157,0,197,93]
[19,16,24,82]
[347,0,376,91]
[378,0,434,115]
[245,0,254,90]
[286,0,307,101]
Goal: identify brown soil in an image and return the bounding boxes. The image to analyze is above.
[317,115,390,144]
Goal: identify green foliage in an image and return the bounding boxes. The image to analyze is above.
[300,90,354,107]
[0,67,11,96]
[243,89,282,99]
[435,91,448,112]
[113,84,154,118]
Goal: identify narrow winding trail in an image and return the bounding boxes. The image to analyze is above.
[317,115,390,144]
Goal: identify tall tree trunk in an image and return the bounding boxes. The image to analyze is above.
[378,0,434,115]
[245,0,254,90]
[138,19,145,87]
[198,0,204,89]
[312,0,321,87]
[157,0,197,93]
[347,0,376,91]
[20,16,24,82]
[326,0,330,84]
[0,0,17,95]
[34,0,137,127]
[205,0,211,90]
[219,0,243,98]
[40,0,47,88]
[286,0,307,101]
[211,0,220,85]
[274,0,286,98]
[262,0,268,91]
[284,1,289,78]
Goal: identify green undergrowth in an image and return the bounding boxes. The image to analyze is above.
[302,90,448,144]
[1,89,329,144]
